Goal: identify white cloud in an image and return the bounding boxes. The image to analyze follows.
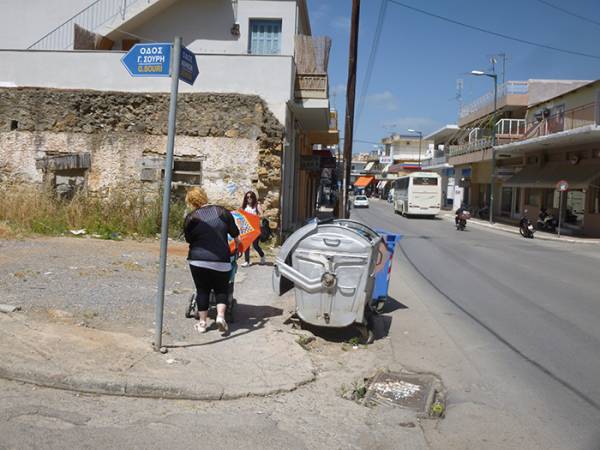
[382,117,440,134]
[331,16,351,30]
[365,91,398,111]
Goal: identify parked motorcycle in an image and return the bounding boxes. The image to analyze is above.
[456,209,471,231]
[537,209,557,233]
[519,211,535,238]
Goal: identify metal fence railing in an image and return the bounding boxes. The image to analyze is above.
[496,118,525,136]
[28,0,151,50]
[524,102,597,139]
[459,81,528,120]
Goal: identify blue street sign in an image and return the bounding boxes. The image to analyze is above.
[179,46,199,85]
[121,43,171,77]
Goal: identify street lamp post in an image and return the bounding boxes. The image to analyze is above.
[470,70,497,224]
[407,129,423,168]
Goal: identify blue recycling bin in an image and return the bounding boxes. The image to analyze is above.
[372,230,402,312]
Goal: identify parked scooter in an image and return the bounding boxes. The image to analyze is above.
[519,210,535,238]
[537,208,557,233]
[455,207,471,231]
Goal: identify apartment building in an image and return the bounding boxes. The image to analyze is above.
[421,124,459,208]
[494,79,600,237]
[448,79,589,212]
[0,0,337,233]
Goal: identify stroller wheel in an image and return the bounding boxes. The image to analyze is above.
[226,298,236,324]
[185,293,198,319]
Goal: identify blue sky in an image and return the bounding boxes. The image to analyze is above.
[307,0,600,153]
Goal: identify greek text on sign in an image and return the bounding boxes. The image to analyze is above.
[179,46,199,85]
[121,43,172,77]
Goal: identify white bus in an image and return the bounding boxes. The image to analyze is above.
[393,172,442,217]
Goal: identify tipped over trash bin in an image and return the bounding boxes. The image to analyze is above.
[272,219,389,343]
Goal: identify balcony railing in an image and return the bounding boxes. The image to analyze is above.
[449,137,493,157]
[28,0,152,50]
[449,118,526,157]
[459,81,528,120]
[295,74,328,99]
[524,102,598,139]
[496,118,525,137]
[421,155,449,168]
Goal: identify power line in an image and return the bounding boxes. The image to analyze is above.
[356,0,388,125]
[534,0,600,29]
[387,0,600,60]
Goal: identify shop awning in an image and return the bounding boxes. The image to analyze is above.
[377,180,389,189]
[504,163,600,189]
[354,176,374,188]
[364,162,375,172]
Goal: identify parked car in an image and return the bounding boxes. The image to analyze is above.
[353,195,369,208]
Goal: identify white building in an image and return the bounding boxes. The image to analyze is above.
[0,0,336,232]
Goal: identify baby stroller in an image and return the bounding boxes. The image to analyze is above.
[185,255,238,323]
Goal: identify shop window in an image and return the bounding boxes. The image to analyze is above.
[544,189,555,209]
[590,186,600,214]
[526,189,541,207]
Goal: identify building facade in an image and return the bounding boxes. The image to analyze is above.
[494,79,600,237]
[421,125,459,209]
[448,79,590,214]
[0,0,336,234]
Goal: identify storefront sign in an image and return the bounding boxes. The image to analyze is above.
[300,155,321,171]
[379,156,393,164]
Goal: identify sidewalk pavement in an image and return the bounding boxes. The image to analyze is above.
[0,260,315,400]
[441,212,600,244]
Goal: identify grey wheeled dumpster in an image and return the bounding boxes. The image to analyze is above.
[272,219,388,343]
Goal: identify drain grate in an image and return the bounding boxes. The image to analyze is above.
[363,371,437,413]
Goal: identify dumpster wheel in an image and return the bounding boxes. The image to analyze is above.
[358,324,375,345]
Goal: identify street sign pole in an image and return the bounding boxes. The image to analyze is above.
[154,36,182,352]
[558,191,563,239]
[556,180,568,240]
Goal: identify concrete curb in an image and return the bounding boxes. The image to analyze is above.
[441,214,600,245]
[0,311,317,401]
[0,362,315,400]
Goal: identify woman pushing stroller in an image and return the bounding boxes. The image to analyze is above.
[184,187,242,334]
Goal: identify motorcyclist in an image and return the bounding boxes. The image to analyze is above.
[538,207,556,230]
[455,205,467,226]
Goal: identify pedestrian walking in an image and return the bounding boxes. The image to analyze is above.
[184,187,242,334]
[241,190,266,267]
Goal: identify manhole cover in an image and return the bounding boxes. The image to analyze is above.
[363,371,436,412]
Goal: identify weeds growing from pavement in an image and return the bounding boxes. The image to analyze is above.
[0,184,186,239]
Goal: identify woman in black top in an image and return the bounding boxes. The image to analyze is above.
[184,187,241,334]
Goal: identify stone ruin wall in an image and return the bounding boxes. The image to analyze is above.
[0,88,284,227]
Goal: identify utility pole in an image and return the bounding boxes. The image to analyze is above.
[342,0,360,218]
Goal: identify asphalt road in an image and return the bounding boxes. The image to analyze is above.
[352,199,600,448]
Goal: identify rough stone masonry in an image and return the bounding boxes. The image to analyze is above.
[0,87,284,227]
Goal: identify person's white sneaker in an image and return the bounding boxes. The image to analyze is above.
[241,261,250,267]
[216,316,228,333]
[193,321,208,334]
[260,256,266,265]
